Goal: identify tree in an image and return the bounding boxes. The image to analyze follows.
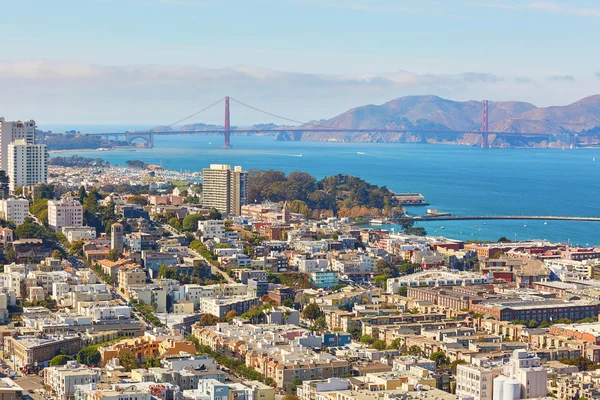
[168,217,181,231]
[347,326,361,340]
[408,345,422,356]
[70,240,84,256]
[539,320,550,328]
[283,298,295,308]
[127,195,148,206]
[360,334,374,345]
[107,249,122,262]
[52,249,63,260]
[372,340,387,350]
[313,316,327,331]
[398,286,408,297]
[225,310,238,322]
[527,320,539,328]
[430,350,448,366]
[388,338,403,351]
[283,395,300,400]
[78,186,88,203]
[145,357,161,368]
[77,347,101,366]
[183,214,205,232]
[199,313,219,326]
[50,355,73,366]
[301,303,322,321]
[497,236,512,243]
[118,353,139,372]
[15,222,45,239]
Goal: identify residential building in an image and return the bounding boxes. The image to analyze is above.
[7,139,48,191]
[201,164,248,215]
[62,226,97,243]
[456,363,500,400]
[48,197,83,231]
[0,197,28,226]
[3,335,81,371]
[0,377,24,400]
[45,361,101,400]
[0,118,35,172]
[198,219,225,239]
[492,350,547,400]
[198,296,260,319]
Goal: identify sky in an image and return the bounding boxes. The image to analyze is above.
[1,0,599,127]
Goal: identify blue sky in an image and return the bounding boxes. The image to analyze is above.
[1,0,599,126]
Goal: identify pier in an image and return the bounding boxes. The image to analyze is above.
[412,215,600,222]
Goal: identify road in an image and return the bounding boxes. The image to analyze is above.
[159,222,235,284]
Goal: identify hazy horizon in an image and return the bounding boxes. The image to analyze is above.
[2,0,599,125]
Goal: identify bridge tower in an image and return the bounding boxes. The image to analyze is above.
[481,100,489,148]
[224,96,231,148]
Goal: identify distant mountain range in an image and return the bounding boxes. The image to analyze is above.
[150,94,600,147]
[302,94,600,134]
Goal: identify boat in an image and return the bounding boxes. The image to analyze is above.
[370,219,386,225]
[544,222,547,225]
[357,152,366,155]
[440,226,445,229]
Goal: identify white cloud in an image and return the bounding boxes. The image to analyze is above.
[468,1,600,17]
[0,60,596,125]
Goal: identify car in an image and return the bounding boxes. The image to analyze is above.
[28,389,34,394]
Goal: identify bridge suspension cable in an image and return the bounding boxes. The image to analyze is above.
[229,97,335,130]
[164,97,226,128]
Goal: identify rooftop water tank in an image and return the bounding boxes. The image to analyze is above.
[493,375,507,400]
[503,379,521,400]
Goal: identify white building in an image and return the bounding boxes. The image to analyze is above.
[44,361,102,400]
[298,259,328,274]
[0,118,35,171]
[198,219,225,239]
[62,226,97,243]
[0,197,29,226]
[456,363,500,400]
[492,350,547,400]
[7,139,48,191]
[298,378,350,400]
[48,197,83,231]
[201,164,248,216]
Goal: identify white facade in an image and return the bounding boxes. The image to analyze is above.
[7,139,48,191]
[456,363,500,400]
[198,219,225,239]
[0,118,35,171]
[48,197,83,231]
[0,197,29,226]
[298,259,328,274]
[62,226,97,243]
[52,282,71,301]
[44,361,102,400]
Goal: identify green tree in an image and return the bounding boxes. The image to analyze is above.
[127,195,148,206]
[408,345,422,356]
[78,186,88,203]
[70,240,84,256]
[168,217,181,231]
[388,338,403,351]
[539,320,550,328]
[118,353,139,372]
[50,355,74,366]
[52,249,63,260]
[107,249,122,261]
[398,286,408,296]
[347,326,361,340]
[313,316,327,331]
[301,303,322,321]
[372,340,387,350]
[430,350,448,366]
[282,298,295,308]
[360,334,374,345]
[77,347,101,366]
[183,214,205,232]
[145,357,161,368]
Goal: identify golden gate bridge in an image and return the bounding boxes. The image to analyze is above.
[86,97,554,149]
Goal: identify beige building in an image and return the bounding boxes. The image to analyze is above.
[48,197,83,231]
[201,164,248,215]
[118,267,146,291]
[0,377,24,400]
[45,361,101,400]
[456,363,500,400]
[0,197,29,226]
[3,335,81,370]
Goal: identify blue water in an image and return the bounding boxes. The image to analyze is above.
[60,134,600,246]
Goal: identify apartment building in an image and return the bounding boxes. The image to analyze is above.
[45,361,101,400]
[198,219,226,239]
[456,363,500,400]
[0,118,35,171]
[7,139,48,191]
[3,335,81,370]
[48,197,83,231]
[201,164,248,215]
[0,197,29,226]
